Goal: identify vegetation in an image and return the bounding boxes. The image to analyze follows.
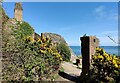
[89,47,120,82]
[1,5,9,25]
[57,42,71,62]
[21,22,34,36]
[2,20,62,81]
[2,18,120,82]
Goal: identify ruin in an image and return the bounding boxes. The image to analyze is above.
[14,2,23,21]
[80,36,99,77]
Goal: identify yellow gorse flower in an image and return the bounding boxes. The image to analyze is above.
[55,53,60,57]
[97,55,104,61]
[114,64,118,68]
[60,57,63,61]
[93,47,120,69]
[109,56,112,61]
[37,38,41,42]
[112,59,117,64]
[24,36,34,42]
[113,56,118,60]
[40,50,46,54]
[104,53,109,58]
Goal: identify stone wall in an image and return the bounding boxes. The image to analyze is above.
[14,2,23,21]
[14,10,22,21]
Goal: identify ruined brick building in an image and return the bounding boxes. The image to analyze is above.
[80,36,99,77]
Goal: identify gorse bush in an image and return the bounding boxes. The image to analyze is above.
[91,47,120,82]
[2,21,62,81]
[57,42,71,61]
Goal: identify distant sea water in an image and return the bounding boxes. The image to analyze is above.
[70,46,120,56]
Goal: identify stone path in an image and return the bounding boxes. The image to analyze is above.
[55,62,82,82]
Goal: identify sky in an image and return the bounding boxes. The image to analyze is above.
[3,0,120,2]
[2,2,118,46]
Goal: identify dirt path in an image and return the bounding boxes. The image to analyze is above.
[55,62,82,82]
[61,62,82,76]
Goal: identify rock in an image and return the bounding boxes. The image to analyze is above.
[42,32,78,62]
[41,32,67,44]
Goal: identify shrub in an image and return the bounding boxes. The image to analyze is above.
[2,21,62,81]
[19,22,34,36]
[91,47,120,82]
[57,42,71,61]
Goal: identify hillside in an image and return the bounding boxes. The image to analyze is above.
[42,32,77,61]
[1,5,77,81]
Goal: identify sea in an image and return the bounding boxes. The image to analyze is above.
[70,46,120,56]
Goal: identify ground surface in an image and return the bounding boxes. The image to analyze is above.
[55,61,82,82]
